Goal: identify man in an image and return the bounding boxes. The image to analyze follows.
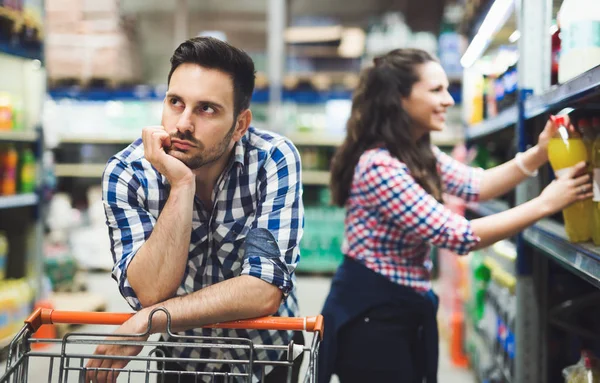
[86,37,304,383]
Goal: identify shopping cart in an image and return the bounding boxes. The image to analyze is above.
[0,307,323,382]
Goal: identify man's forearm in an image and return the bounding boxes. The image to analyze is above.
[127,182,195,307]
[137,275,283,334]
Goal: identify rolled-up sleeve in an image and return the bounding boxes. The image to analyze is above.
[240,139,303,297]
[433,146,484,203]
[364,158,480,255]
[102,159,156,310]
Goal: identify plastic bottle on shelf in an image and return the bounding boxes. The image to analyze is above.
[548,115,593,242]
[0,231,7,280]
[551,23,561,85]
[0,93,13,131]
[558,0,600,83]
[19,148,36,193]
[1,145,18,196]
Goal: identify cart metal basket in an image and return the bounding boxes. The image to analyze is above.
[0,307,323,382]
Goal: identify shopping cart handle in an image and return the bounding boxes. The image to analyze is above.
[25,308,324,338]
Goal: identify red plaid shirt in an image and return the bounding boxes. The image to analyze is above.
[342,146,483,292]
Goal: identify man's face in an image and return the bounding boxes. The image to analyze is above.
[162,63,239,170]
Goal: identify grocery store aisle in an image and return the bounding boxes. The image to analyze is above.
[2,272,475,382]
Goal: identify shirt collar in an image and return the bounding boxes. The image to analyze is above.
[232,132,247,173]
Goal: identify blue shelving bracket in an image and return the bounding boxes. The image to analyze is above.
[516,88,535,276]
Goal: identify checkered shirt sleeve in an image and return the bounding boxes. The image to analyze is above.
[362,153,480,255]
[433,146,484,202]
[102,159,153,311]
[241,139,303,297]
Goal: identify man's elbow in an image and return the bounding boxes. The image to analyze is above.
[261,285,284,316]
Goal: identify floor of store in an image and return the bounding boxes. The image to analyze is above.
[2,272,475,382]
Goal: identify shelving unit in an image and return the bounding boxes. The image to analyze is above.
[0,194,39,210]
[0,21,46,352]
[0,131,38,142]
[465,105,518,141]
[54,164,106,178]
[463,8,600,380]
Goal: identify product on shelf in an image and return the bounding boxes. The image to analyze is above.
[1,145,18,195]
[558,0,600,84]
[563,351,600,383]
[0,231,7,280]
[19,147,35,193]
[0,92,13,131]
[0,279,33,341]
[548,115,593,242]
[551,24,561,86]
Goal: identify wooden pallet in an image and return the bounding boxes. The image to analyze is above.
[49,292,108,337]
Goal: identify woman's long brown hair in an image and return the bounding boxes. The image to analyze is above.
[330,48,443,206]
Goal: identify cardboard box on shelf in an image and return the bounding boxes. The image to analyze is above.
[45,31,141,84]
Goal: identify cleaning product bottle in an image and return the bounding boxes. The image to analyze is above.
[19,148,36,193]
[548,115,593,242]
[1,145,18,196]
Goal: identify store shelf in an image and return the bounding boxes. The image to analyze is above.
[288,132,343,147]
[465,105,518,141]
[58,136,136,145]
[0,130,38,142]
[302,170,330,186]
[525,65,600,119]
[0,41,43,62]
[524,219,600,289]
[54,164,105,178]
[49,87,353,105]
[0,193,39,210]
[467,199,510,217]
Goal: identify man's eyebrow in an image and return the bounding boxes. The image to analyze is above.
[165,92,225,110]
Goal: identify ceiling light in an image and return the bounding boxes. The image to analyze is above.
[461,0,514,68]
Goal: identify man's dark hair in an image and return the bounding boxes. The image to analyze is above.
[168,37,256,117]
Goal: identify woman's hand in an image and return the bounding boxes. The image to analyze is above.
[537,114,575,162]
[538,161,593,214]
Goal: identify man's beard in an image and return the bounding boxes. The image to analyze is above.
[166,122,236,170]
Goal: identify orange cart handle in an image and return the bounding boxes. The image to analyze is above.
[25,308,324,338]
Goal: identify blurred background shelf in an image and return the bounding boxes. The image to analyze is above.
[465,105,518,141]
[0,194,39,210]
[302,170,330,186]
[54,164,105,178]
[0,131,38,143]
[0,41,43,62]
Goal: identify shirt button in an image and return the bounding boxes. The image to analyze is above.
[364,317,370,323]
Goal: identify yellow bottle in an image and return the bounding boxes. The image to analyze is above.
[592,119,600,245]
[548,116,593,243]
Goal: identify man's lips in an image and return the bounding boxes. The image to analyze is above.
[170,139,195,150]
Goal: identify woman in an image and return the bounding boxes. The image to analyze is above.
[319,48,591,383]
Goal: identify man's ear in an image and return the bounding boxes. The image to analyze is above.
[233,109,252,141]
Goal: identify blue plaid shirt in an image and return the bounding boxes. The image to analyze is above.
[102,127,303,381]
